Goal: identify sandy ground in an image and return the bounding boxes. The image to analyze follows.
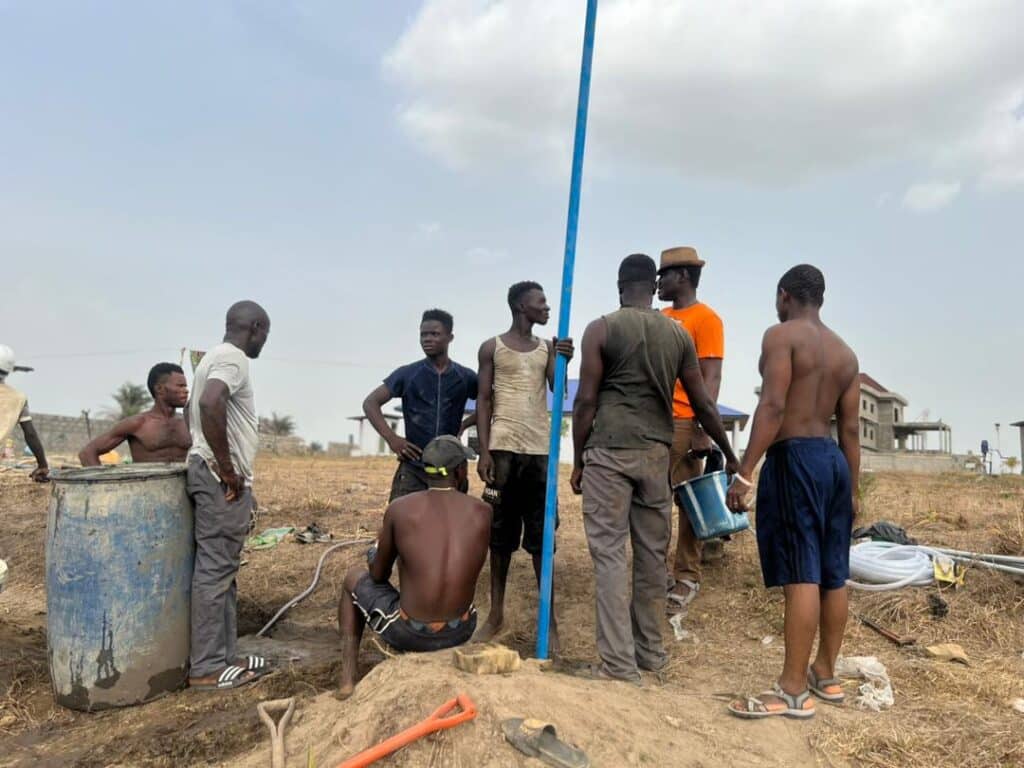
[1,456,1022,767]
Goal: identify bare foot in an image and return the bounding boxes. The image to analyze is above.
[472,617,505,643]
[335,681,355,701]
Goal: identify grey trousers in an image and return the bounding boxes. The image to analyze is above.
[187,455,253,677]
[582,444,672,680]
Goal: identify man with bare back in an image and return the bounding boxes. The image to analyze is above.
[726,265,860,721]
[337,436,491,699]
[79,363,191,465]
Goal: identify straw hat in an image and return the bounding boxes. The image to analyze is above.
[658,246,705,274]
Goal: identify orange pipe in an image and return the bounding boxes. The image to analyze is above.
[337,693,477,768]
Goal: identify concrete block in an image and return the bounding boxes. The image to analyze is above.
[452,643,522,675]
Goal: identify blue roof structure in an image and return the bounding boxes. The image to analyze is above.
[464,378,748,426]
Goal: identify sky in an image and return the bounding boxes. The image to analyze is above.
[2,1,1022,458]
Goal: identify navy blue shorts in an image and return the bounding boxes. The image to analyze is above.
[755,438,853,590]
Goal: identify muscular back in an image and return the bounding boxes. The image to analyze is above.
[765,319,859,441]
[388,491,492,621]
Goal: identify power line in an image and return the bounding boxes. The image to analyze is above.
[24,348,382,369]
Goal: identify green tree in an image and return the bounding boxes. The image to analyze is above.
[309,441,324,454]
[259,412,296,437]
[105,382,152,419]
[1004,456,1020,474]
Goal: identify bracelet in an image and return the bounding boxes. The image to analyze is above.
[732,473,754,488]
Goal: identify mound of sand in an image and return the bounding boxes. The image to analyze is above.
[229,647,818,768]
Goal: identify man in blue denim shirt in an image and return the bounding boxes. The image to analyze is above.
[363,309,479,500]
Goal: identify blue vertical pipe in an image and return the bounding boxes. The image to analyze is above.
[536,0,598,660]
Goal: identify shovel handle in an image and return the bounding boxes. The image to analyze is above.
[337,693,477,768]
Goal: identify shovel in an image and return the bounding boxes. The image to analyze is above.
[258,697,296,768]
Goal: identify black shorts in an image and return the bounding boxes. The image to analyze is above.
[350,573,476,653]
[389,461,469,502]
[485,451,557,555]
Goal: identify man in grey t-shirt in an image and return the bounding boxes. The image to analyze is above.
[187,301,271,692]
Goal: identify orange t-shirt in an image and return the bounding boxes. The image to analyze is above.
[662,303,724,419]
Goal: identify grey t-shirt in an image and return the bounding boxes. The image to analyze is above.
[188,342,259,484]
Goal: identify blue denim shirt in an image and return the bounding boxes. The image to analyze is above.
[384,359,478,464]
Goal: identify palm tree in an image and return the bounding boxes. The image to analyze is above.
[105,383,152,419]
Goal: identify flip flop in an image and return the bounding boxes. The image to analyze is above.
[728,683,816,720]
[239,655,269,673]
[666,580,699,614]
[807,667,845,704]
[190,665,267,692]
[295,524,333,544]
[502,718,591,768]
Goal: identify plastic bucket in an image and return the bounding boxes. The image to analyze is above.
[674,471,750,541]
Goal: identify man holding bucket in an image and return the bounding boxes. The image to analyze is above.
[570,254,739,683]
[187,301,271,691]
[656,246,727,612]
[725,265,860,720]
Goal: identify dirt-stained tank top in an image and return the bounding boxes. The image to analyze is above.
[489,336,551,455]
[586,307,699,450]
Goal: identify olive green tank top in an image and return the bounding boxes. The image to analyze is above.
[586,307,699,450]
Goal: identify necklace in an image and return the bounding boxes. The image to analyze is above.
[428,487,454,492]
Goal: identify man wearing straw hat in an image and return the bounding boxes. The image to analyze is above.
[570,254,739,683]
[656,246,727,612]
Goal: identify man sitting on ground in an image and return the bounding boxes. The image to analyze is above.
[79,363,192,465]
[337,436,492,699]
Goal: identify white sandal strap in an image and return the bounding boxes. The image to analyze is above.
[219,665,246,683]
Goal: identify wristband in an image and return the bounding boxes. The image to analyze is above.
[732,473,754,488]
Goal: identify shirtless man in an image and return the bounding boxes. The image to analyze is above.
[79,363,191,465]
[337,436,491,699]
[725,265,860,721]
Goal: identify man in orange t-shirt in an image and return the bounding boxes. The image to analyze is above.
[657,247,726,612]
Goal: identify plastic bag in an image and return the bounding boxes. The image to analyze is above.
[836,655,894,711]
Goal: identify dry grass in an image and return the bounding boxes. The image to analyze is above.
[1,458,1022,766]
[803,472,1024,768]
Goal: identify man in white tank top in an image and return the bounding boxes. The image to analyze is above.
[472,282,573,653]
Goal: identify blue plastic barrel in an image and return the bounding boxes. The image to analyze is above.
[46,464,194,710]
[674,470,751,541]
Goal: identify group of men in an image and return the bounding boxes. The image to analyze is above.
[3,245,860,719]
[344,247,860,722]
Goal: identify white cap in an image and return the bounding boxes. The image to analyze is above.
[0,345,14,375]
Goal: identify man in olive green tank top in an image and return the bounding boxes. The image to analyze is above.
[570,254,739,682]
[473,281,574,652]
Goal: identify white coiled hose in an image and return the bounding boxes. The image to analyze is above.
[847,541,935,591]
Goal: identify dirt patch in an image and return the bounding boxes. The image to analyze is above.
[1,459,1023,766]
[228,651,821,768]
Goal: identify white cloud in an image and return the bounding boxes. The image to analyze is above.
[384,0,1024,187]
[901,181,961,212]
